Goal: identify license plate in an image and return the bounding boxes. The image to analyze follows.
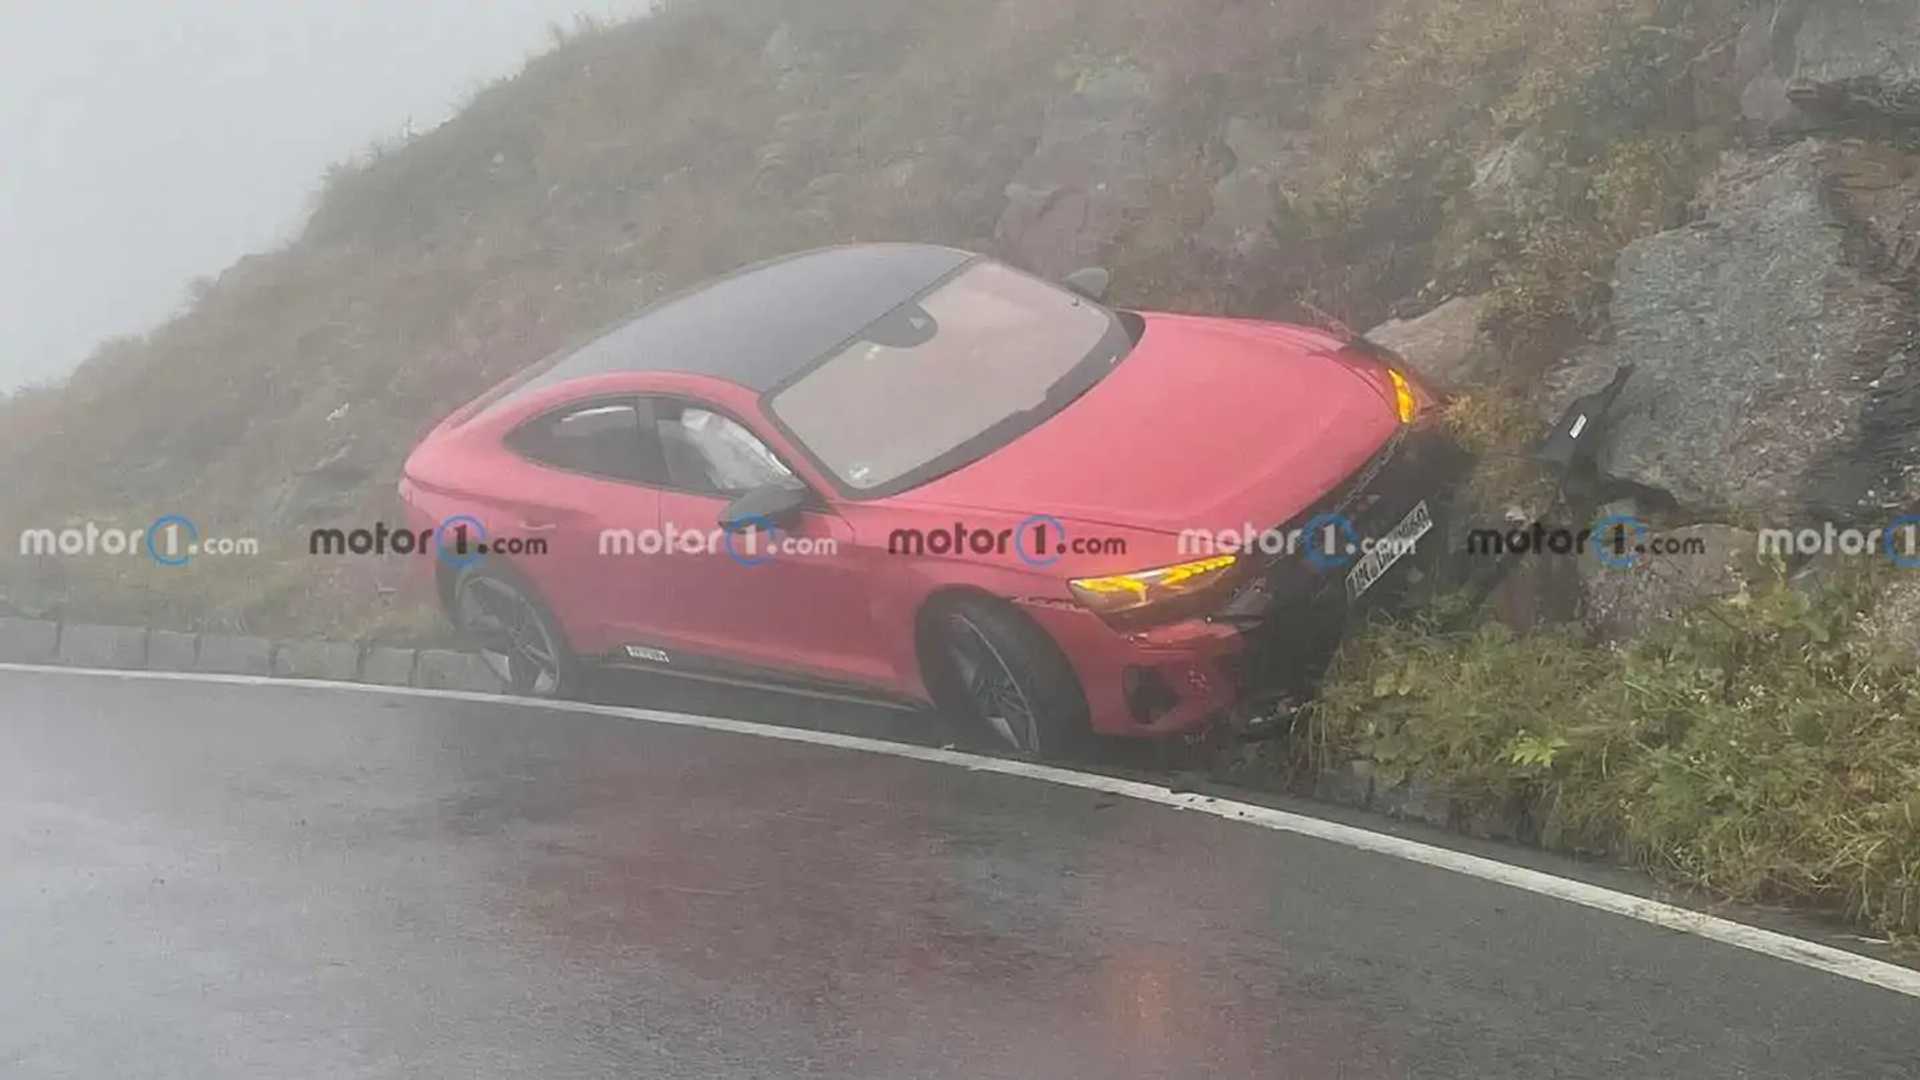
[1346,500,1433,600]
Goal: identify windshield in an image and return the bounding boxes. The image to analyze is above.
[768,259,1126,495]
[10,3,1920,1075]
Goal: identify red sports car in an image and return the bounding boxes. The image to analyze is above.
[400,244,1457,754]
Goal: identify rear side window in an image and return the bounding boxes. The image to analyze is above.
[507,399,667,485]
[655,400,797,497]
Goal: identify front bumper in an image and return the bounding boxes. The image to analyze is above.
[1018,599,1245,737]
[1023,423,1469,738]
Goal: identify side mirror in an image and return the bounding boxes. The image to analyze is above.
[719,480,810,532]
[1062,266,1110,302]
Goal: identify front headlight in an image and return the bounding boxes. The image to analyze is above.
[1386,368,1418,424]
[1068,555,1239,616]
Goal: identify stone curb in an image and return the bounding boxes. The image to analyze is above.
[0,616,60,664]
[197,633,273,676]
[414,649,501,692]
[272,640,362,682]
[58,623,148,669]
[1310,758,1530,840]
[2,617,1524,840]
[0,617,501,696]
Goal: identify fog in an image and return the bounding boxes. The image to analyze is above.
[1,0,651,392]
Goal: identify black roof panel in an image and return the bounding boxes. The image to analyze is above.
[502,244,973,403]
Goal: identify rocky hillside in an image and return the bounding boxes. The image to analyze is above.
[3,0,1918,643]
[6,0,1920,935]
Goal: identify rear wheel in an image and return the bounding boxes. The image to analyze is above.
[451,565,581,698]
[927,597,1089,757]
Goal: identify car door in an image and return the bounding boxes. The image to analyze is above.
[647,397,890,687]
[500,397,669,658]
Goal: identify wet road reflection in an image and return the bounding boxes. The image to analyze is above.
[3,671,1916,1078]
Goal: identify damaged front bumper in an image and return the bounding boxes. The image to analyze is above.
[1020,421,1471,739]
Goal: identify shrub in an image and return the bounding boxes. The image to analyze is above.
[1314,569,1920,937]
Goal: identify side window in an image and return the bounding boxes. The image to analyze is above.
[656,401,796,497]
[508,399,667,485]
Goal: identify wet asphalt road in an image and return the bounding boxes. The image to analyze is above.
[3,670,1916,1079]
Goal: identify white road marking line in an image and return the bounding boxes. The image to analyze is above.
[5,659,1919,1001]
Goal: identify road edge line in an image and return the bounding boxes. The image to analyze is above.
[5,659,1917,1001]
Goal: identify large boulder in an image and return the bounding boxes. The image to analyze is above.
[1467,129,1552,224]
[1542,141,1918,517]
[1736,0,1920,133]
[1576,523,1764,641]
[994,65,1155,278]
[1438,128,1589,281]
[1788,0,1920,123]
[1198,115,1308,259]
[1365,293,1496,392]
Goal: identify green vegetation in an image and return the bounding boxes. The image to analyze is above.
[0,0,1375,636]
[5,0,1914,939]
[1268,0,1739,354]
[1438,388,1560,519]
[0,0,1750,636]
[1316,568,1920,938]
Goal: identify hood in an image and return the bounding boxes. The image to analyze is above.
[898,313,1402,535]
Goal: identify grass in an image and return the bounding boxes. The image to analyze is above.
[1265,0,1741,364]
[0,0,1378,637]
[1438,387,1562,520]
[1313,566,1920,938]
[5,0,1917,942]
[0,0,1749,636]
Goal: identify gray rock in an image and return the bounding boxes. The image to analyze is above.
[1787,0,1920,124]
[0,617,59,663]
[994,64,1155,278]
[414,649,501,692]
[1374,779,1451,828]
[1742,71,1806,130]
[197,633,272,675]
[360,647,418,687]
[1365,294,1495,392]
[1487,554,1583,633]
[1468,128,1550,221]
[1732,0,1920,133]
[1199,116,1308,259]
[148,630,198,671]
[272,639,361,681]
[1463,805,1526,842]
[1727,2,1824,135]
[1313,759,1375,809]
[1542,142,1915,516]
[1577,524,1763,640]
[57,623,146,669]
[1441,128,1590,278]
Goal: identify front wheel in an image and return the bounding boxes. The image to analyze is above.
[451,565,581,698]
[927,597,1090,757]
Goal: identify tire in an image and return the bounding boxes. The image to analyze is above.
[449,563,583,699]
[924,596,1090,757]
